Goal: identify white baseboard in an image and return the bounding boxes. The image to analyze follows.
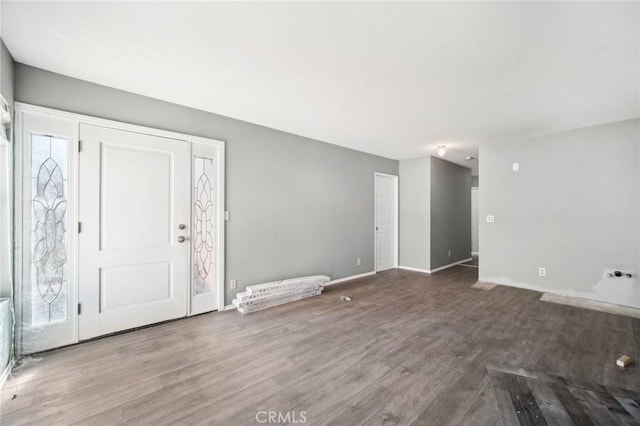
[399,258,473,274]
[398,265,431,274]
[325,271,376,286]
[471,252,479,255]
[459,263,478,269]
[223,304,236,311]
[479,276,640,316]
[0,359,14,390]
[430,258,473,273]
[540,293,640,319]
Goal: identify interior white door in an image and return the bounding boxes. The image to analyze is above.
[78,124,190,340]
[375,173,397,272]
[19,112,78,354]
[471,187,479,253]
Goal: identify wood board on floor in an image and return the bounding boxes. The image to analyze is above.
[488,366,640,425]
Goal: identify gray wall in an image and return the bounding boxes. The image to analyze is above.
[430,157,471,269]
[471,176,479,187]
[479,119,640,308]
[1,41,13,106]
[399,157,430,270]
[0,39,15,373]
[0,40,14,299]
[14,64,398,305]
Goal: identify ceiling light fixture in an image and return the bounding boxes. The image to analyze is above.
[437,145,446,157]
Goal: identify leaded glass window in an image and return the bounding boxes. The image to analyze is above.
[30,134,69,325]
[193,156,215,296]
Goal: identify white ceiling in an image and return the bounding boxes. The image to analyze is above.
[2,2,639,174]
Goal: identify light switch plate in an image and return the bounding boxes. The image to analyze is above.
[224,211,230,221]
[513,162,520,172]
[230,279,237,289]
[486,215,495,223]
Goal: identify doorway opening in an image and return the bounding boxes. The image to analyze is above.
[463,184,479,269]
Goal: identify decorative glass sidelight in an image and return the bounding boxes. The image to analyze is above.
[30,134,69,325]
[193,156,215,296]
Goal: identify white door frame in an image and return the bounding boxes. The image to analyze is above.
[14,103,226,353]
[374,172,399,272]
[15,107,80,354]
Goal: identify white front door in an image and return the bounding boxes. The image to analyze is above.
[17,104,225,353]
[375,173,398,272]
[78,124,190,340]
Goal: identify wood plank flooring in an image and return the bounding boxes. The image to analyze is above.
[488,367,640,425]
[2,267,639,425]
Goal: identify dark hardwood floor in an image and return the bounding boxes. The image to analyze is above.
[2,267,639,425]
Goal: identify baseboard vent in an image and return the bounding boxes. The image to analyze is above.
[540,293,640,319]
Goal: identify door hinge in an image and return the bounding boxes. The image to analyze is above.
[78,303,82,315]
[78,222,82,233]
[78,140,82,152]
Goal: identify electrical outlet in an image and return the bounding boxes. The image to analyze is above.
[538,267,546,277]
[448,250,451,257]
[356,258,362,266]
[604,269,634,279]
[230,279,237,289]
[486,215,495,223]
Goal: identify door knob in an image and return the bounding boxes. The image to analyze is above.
[178,224,186,230]
[178,236,186,243]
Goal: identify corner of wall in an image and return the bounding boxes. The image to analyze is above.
[424,156,431,270]
[399,156,431,270]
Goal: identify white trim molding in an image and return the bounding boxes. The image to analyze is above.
[399,258,472,274]
[0,360,14,390]
[540,293,640,319]
[430,258,473,273]
[325,271,376,286]
[398,265,431,274]
[223,304,236,311]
